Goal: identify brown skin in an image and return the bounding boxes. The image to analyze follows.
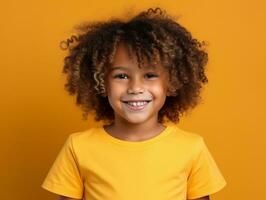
[103,42,171,141]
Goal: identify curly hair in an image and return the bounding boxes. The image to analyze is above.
[60,7,208,125]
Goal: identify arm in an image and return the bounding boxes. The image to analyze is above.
[58,195,82,200]
[188,196,210,200]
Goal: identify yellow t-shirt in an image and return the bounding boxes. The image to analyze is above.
[41,123,226,200]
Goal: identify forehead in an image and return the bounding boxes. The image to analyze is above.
[110,42,166,72]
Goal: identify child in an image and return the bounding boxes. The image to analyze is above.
[41,7,226,200]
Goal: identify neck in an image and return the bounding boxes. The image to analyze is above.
[105,116,165,141]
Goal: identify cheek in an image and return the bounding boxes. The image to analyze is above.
[150,82,168,95]
[106,82,126,97]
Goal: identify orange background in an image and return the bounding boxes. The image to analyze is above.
[1,0,265,199]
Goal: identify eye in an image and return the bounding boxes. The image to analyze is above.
[113,73,129,79]
[145,73,158,79]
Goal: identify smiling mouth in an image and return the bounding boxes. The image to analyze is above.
[122,100,151,104]
[122,100,151,111]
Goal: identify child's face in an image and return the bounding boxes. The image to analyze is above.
[105,42,170,125]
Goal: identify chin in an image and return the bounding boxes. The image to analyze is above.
[123,119,148,125]
[120,113,154,125]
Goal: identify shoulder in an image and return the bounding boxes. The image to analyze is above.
[68,126,98,140]
[168,123,204,147]
[66,126,103,150]
[165,123,207,159]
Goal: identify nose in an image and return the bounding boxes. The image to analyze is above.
[127,76,145,94]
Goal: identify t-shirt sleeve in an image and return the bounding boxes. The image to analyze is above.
[187,137,227,199]
[41,134,84,199]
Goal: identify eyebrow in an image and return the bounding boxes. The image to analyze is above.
[109,66,128,71]
[110,66,160,72]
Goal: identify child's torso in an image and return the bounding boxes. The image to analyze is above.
[72,124,200,200]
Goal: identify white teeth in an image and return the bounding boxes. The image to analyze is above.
[127,101,147,106]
